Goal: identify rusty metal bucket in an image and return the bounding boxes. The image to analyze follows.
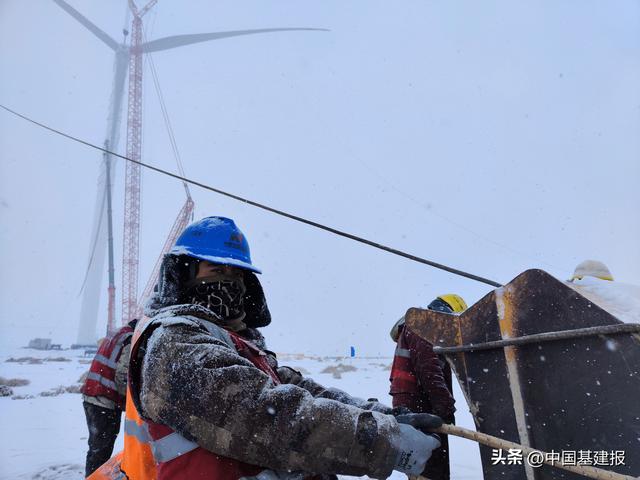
[405,269,640,480]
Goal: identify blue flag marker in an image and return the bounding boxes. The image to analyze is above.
[350,346,356,357]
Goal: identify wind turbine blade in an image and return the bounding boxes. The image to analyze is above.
[142,28,329,53]
[52,0,119,51]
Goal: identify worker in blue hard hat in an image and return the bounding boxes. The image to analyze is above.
[91,216,444,480]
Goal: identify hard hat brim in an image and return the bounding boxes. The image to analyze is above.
[169,246,262,274]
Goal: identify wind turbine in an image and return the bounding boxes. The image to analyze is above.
[51,0,326,343]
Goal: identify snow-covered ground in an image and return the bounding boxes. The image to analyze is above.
[0,346,483,480]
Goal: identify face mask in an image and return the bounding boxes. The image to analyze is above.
[185,275,247,324]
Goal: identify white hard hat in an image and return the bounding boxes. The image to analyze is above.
[571,260,613,281]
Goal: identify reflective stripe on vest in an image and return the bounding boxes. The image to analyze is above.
[389,326,419,395]
[121,384,157,480]
[125,418,152,444]
[152,432,199,463]
[86,371,118,391]
[125,418,199,463]
[94,354,117,369]
[93,334,131,369]
[395,348,411,358]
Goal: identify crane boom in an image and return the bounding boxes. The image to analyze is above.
[135,196,194,318]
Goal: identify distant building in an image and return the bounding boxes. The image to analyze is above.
[27,338,52,350]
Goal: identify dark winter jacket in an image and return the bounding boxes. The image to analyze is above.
[390,322,456,419]
[134,301,404,478]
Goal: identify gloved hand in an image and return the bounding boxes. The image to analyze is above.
[251,470,306,480]
[391,423,441,475]
[276,366,304,385]
[390,406,412,417]
[361,398,394,414]
[395,412,443,432]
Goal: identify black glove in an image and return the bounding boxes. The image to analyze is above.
[395,412,443,432]
[390,406,413,417]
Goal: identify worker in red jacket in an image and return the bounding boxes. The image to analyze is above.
[389,294,468,480]
[81,319,138,477]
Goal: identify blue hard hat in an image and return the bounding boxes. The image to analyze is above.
[170,217,261,274]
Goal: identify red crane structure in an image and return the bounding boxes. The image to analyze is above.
[120,0,158,327]
[134,196,194,320]
[118,1,326,328]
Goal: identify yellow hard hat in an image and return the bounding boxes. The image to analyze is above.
[437,294,468,313]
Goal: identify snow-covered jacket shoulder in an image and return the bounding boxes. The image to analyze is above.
[135,304,402,478]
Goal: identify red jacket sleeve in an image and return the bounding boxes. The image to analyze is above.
[394,326,456,418]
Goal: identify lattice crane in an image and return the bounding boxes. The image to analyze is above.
[53,0,326,336]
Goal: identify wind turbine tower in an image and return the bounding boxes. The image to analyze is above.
[52,0,326,340]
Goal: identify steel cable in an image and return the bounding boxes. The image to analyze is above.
[0,104,503,288]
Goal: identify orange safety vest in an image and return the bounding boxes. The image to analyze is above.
[88,314,282,480]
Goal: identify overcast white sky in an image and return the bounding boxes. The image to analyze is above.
[1,0,639,354]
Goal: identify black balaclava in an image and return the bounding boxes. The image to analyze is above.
[183,269,247,331]
[156,254,271,329]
